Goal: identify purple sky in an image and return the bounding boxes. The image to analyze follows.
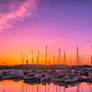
[0,0,92,65]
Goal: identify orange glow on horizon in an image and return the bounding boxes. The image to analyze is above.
[0,50,91,66]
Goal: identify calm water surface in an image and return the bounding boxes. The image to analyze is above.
[0,80,92,92]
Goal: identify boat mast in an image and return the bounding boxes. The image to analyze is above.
[53,55,56,65]
[80,54,83,65]
[91,47,92,65]
[25,49,29,65]
[37,50,39,65]
[58,48,61,65]
[45,45,48,65]
[63,50,66,65]
[76,47,80,65]
[91,55,92,65]
[31,49,34,65]
[21,50,25,65]
[26,56,28,65]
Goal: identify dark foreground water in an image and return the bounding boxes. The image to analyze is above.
[0,80,92,92]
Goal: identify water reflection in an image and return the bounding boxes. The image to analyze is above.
[0,80,92,92]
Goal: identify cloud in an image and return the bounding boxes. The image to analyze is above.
[47,38,60,45]
[0,0,39,32]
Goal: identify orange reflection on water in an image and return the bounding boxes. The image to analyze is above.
[0,80,92,92]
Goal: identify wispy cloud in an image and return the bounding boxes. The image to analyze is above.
[0,0,39,32]
[47,38,60,45]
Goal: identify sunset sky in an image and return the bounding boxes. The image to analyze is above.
[0,0,92,65]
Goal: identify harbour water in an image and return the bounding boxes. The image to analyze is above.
[0,80,92,92]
